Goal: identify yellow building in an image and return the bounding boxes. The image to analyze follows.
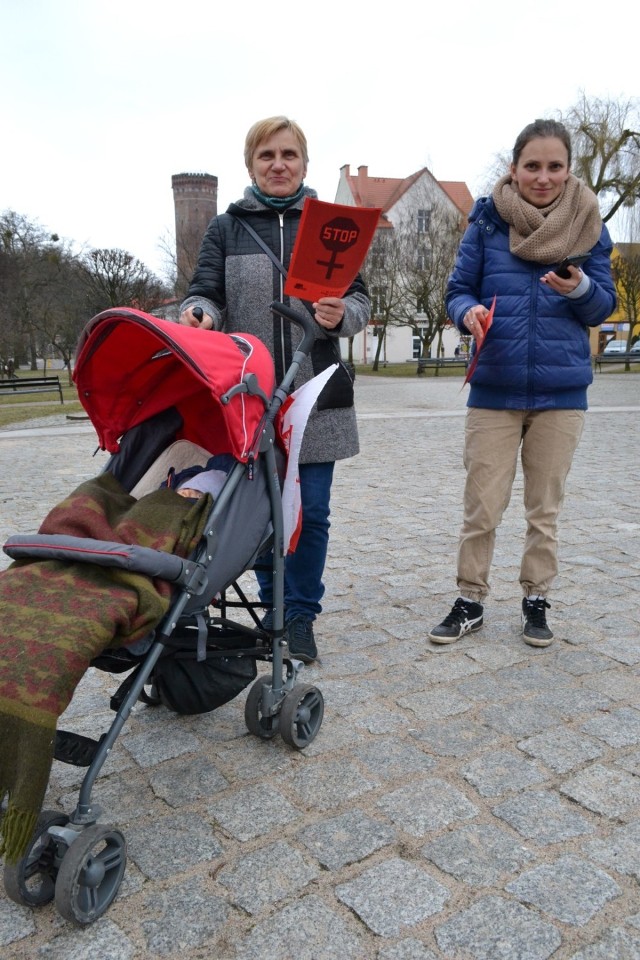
[594,243,640,353]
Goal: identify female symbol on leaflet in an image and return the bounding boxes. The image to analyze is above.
[318,217,360,280]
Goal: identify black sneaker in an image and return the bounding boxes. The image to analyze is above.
[286,616,318,663]
[428,598,484,644]
[522,597,553,646]
[260,610,274,632]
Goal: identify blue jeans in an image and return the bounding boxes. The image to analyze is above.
[256,461,335,622]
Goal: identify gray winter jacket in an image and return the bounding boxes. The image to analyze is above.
[181,186,371,463]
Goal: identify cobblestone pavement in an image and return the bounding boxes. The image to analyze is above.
[1,374,640,960]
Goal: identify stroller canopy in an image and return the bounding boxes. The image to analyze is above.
[74,309,275,462]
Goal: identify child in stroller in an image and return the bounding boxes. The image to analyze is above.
[0,301,327,926]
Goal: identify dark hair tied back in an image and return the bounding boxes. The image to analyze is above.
[512,119,572,168]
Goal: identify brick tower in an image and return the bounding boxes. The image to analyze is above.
[171,172,218,295]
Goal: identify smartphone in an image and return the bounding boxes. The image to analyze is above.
[554,253,590,279]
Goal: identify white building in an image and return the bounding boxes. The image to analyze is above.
[335,165,474,364]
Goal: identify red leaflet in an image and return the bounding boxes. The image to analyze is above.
[463,295,496,387]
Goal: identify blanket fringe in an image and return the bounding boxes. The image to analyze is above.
[0,799,39,865]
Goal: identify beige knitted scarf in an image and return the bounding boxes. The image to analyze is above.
[492,172,602,264]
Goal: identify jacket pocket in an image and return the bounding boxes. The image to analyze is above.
[311,339,355,411]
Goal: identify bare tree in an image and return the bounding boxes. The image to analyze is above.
[78,248,171,314]
[361,226,405,370]
[561,93,640,223]
[0,211,66,370]
[394,201,462,369]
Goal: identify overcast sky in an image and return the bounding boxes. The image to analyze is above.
[2,0,637,280]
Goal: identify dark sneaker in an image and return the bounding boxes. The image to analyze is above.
[260,610,274,632]
[286,616,318,663]
[428,598,484,644]
[522,597,553,646]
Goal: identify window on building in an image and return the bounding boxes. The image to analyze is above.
[371,285,388,316]
[412,335,422,359]
[417,208,431,234]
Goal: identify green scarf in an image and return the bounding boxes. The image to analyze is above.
[251,182,306,211]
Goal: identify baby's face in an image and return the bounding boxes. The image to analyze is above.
[177,488,204,500]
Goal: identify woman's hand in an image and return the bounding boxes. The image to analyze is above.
[464,305,489,344]
[179,306,214,329]
[540,266,583,293]
[313,297,345,330]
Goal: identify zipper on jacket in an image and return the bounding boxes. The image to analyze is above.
[278,213,287,367]
[527,272,538,407]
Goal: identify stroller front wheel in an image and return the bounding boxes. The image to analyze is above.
[280,683,324,749]
[54,824,127,926]
[245,678,280,739]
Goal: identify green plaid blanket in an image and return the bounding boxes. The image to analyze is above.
[0,473,210,863]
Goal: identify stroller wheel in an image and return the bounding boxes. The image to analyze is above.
[245,678,280,739]
[3,809,69,907]
[280,683,324,750]
[54,824,126,926]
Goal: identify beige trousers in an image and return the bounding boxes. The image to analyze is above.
[457,407,585,603]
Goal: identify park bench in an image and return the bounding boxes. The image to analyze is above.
[0,375,64,403]
[593,353,640,373]
[415,357,469,375]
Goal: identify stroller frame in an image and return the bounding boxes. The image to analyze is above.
[2,302,325,926]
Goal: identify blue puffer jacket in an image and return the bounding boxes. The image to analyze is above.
[446,196,616,410]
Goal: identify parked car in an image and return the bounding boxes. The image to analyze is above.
[630,341,640,353]
[603,340,628,354]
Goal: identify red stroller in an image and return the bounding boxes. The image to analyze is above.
[2,301,324,925]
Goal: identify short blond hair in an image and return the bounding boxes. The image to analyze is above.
[244,116,309,171]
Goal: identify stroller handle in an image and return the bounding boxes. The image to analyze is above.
[270,301,316,358]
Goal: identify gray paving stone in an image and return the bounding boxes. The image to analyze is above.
[582,819,640,880]
[234,893,366,959]
[0,898,35,946]
[336,857,450,936]
[530,686,613,718]
[492,789,595,843]
[148,757,229,805]
[376,777,478,837]
[409,715,500,757]
[479,699,563,737]
[421,822,534,885]
[568,927,640,959]
[216,840,318,913]
[207,783,302,841]
[505,854,621,925]
[616,749,640,776]
[561,763,640,817]
[460,748,547,797]
[581,706,640,747]
[434,894,561,959]
[29,918,135,959]
[396,687,474,720]
[517,727,603,773]
[582,668,640,701]
[376,939,438,960]
[352,737,436,779]
[127,811,223,878]
[121,724,204,767]
[283,758,377,811]
[597,637,640,665]
[299,809,395,869]
[350,706,415,734]
[141,876,229,955]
